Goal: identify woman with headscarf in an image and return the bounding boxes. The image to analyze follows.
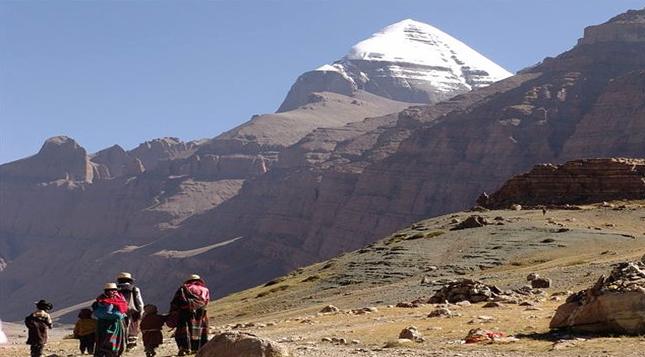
[115,272,144,351]
[169,274,210,356]
[92,283,128,357]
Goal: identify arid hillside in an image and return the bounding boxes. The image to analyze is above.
[2,198,643,356]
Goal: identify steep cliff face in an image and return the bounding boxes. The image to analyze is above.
[480,158,645,209]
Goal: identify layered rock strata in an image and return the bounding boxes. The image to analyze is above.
[480,158,645,209]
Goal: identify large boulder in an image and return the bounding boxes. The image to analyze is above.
[451,215,490,230]
[429,279,503,303]
[550,260,645,334]
[196,331,292,357]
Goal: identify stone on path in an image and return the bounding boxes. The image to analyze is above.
[196,331,292,357]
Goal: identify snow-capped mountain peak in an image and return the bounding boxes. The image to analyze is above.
[278,19,512,112]
[345,19,510,80]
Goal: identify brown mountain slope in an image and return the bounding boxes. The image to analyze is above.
[0,18,516,320]
[18,9,640,324]
[0,91,412,320]
[199,201,645,357]
[123,9,645,303]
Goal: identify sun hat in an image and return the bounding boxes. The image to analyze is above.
[185,274,201,282]
[103,282,118,290]
[116,272,133,281]
[35,299,53,311]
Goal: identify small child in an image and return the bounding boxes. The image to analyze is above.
[25,299,53,357]
[73,308,96,354]
[140,304,167,357]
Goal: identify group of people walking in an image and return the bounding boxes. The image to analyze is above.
[25,273,210,357]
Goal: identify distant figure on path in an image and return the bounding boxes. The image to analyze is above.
[169,274,210,355]
[140,304,167,357]
[115,272,144,350]
[0,319,8,344]
[74,308,96,354]
[24,299,53,357]
[92,283,128,357]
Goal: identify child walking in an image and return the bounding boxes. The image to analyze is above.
[25,299,53,357]
[73,308,96,354]
[140,304,167,357]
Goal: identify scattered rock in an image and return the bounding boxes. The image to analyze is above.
[511,204,522,211]
[351,307,378,315]
[531,277,552,289]
[427,308,453,318]
[451,215,490,230]
[464,328,515,344]
[527,273,540,281]
[398,326,424,342]
[331,337,347,345]
[396,302,420,308]
[320,305,340,313]
[482,302,504,308]
[196,331,292,357]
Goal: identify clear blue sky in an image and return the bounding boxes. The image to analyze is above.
[1,0,642,163]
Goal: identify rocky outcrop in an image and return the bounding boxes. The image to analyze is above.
[91,145,142,179]
[196,332,292,357]
[429,279,504,304]
[0,136,94,182]
[151,153,268,179]
[579,8,645,45]
[128,137,198,171]
[550,260,645,334]
[480,158,645,209]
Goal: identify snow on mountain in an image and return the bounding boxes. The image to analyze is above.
[279,19,512,112]
[344,19,511,88]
